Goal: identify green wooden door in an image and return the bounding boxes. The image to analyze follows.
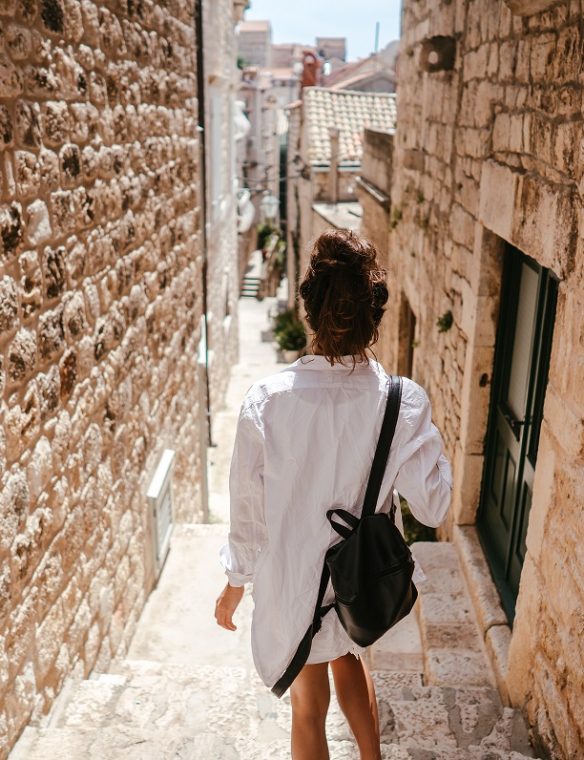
[478,245,557,622]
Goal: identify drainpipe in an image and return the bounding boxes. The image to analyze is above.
[195,0,213,452]
[328,126,340,203]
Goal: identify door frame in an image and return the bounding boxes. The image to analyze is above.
[478,244,558,621]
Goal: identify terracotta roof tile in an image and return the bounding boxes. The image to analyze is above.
[303,88,396,165]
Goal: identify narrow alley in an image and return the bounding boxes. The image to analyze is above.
[1,1,583,758]
[11,284,538,759]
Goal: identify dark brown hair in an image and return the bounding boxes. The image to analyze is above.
[299,229,388,366]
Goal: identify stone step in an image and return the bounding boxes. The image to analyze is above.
[9,727,539,760]
[411,542,498,689]
[6,726,476,760]
[10,535,539,759]
[240,276,261,296]
[10,659,536,759]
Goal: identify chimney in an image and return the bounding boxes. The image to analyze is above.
[301,51,322,90]
[328,126,340,203]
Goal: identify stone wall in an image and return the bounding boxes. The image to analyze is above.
[203,0,239,413]
[0,1,206,754]
[285,101,301,310]
[392,1,583,757]
[357,128,393,369]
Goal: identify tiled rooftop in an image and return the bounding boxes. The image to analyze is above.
[303,87,397,165]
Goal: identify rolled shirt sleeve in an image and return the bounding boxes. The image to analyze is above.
[393,380,453,528]
[219,402,267,586]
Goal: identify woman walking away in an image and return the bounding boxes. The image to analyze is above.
[215,229,452,759]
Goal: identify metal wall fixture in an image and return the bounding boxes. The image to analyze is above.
[147,448,176,580]
[420,36,456,73]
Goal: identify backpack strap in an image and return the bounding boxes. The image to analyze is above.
[362,375,403,519]
[326,508,359,539]
[271,559,333,698]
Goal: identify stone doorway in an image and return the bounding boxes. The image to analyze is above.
[478,244,558,622]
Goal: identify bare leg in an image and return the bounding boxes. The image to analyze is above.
[290,662,331,760]
[330,653,381,760]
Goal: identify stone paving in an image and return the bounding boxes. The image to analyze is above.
[10,291,540,759]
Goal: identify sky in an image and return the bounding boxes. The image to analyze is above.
[244,0,402,61]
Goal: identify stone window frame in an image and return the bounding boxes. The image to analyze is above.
[450,225,505,526]
[453,157,573,529]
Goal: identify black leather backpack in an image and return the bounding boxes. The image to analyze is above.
[272,375,418,697]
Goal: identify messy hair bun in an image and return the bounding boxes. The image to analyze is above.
[299,229,388,365]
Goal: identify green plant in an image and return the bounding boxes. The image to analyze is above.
[274,240,286,270]
[257,222,277,250]
[276,320,306,351]
[390,206,402,229]
[416,190,425,204]
[400,496,436,543]
[273,309,295,337]
[436,310,453,333]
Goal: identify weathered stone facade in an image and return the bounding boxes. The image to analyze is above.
[357,127,393,368]
[203,0,240,411]
[388,2,584,757]
[0,1,211,755]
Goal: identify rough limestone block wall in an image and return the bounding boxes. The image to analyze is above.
[357,129,393,369]
[0,0,204,753]
[392,1,583,757]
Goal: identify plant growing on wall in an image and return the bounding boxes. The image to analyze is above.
[390,205,403,229]
[436,310,453,332]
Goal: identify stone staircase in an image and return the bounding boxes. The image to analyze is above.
[11,660,535,760]
[240,274,261,298]
[10,533,539,760]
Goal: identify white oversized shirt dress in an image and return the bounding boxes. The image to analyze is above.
[219,355,452,690]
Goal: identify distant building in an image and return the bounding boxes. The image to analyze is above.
[316,36,347,62]
[237,19,272,67]
[268,67,301,109]
[239,68,285,226]
[271,42,310,69]
[286,88,396,308]
[324,41,399,93]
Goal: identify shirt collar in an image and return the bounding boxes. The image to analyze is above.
[295,354,374,370]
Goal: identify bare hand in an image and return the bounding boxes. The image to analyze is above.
[215,582,244,631]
